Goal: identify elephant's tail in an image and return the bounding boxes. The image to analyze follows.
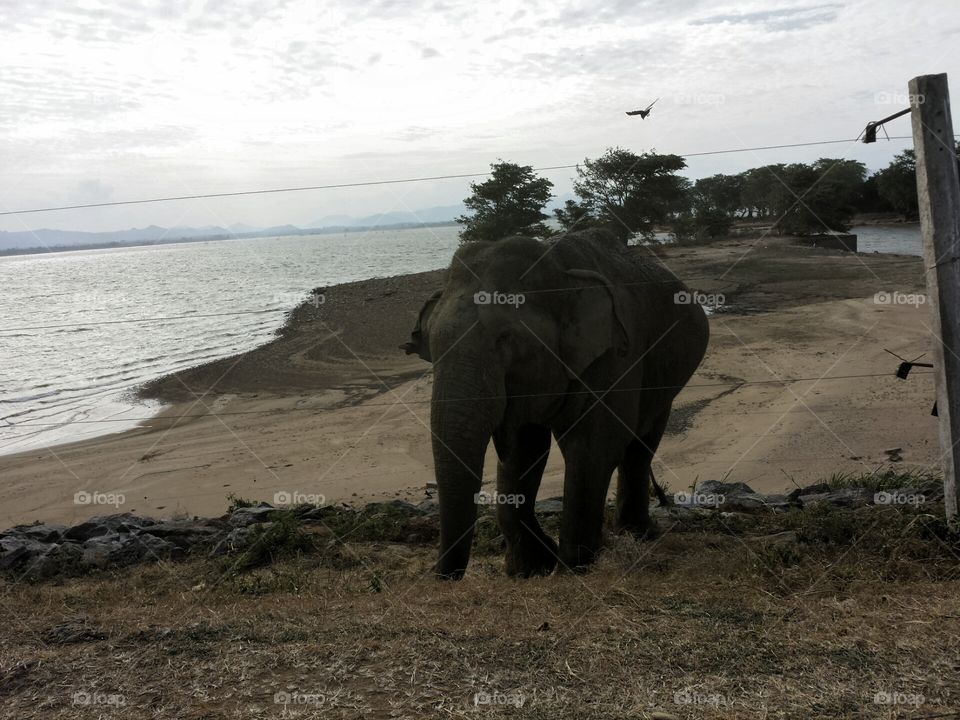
[651,469,671,506]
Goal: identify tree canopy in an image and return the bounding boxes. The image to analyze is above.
[457,143,958,247]
[572,148,690,244]
[457,161,553,243]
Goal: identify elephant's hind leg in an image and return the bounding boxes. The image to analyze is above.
[616,411,671,538]
[495,425,558,578]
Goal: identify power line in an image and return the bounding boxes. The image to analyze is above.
[1,371,934,428]
[0,137,925,218]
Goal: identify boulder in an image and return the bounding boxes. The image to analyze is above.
[228,504,277,527]
[137,521,222,549]
[0,523,68,543]
[800,487,874,509]
[64,513,155,542]
[0,536,57,571]
[209,527,254,557]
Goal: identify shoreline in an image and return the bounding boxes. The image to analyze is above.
[0,237,940,527]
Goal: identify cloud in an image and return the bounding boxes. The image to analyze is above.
[1,0,958,233]
[690,3,842,31]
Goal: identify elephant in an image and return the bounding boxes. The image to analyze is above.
[403,228,709,579]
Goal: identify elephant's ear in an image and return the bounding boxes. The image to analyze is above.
[559,269,631,378]
[401,288,443,362]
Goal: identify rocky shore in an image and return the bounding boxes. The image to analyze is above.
[1,478,944,581]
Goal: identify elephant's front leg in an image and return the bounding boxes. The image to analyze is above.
[495,425,558,578]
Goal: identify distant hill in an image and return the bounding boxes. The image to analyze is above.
[308,204,467,229]
[0,225,233,252]
[0,203,472,253]
[0,196,580,254]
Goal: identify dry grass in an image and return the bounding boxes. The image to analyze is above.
[1,506,959,719]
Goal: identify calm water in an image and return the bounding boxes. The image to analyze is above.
[849,223,922,255]
[0,223,921,455]
[0,226,461,454]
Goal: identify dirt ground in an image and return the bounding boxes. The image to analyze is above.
[0,236,939,528]
[1,502,958,720]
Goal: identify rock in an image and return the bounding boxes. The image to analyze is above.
[80,531,180,569]
[800,487,874,509]
[138,521,221,549]
[300,503,354,523]
[787,482,831,502]
[229,504,277,527]
[208,527,254,557]
[535,497,564,515]
[0,537,56,571]
[0,523,68,543]
[697,480,757,496]
[64,513,155,542]
[680,481,793,512]
[363,499,425,516]
[129,533,183,561]
[27,543,83,579]
[415,498,439,515]
[80,534,124,569]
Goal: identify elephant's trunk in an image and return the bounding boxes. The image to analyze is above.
[431,358,503,579]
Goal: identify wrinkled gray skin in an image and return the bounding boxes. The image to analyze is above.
[403,229,709,579]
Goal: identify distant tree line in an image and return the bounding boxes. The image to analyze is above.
[457,144,960,245]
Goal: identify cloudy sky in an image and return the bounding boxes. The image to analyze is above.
[1,0,958,233]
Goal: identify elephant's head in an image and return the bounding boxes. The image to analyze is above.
[404,233,634,578]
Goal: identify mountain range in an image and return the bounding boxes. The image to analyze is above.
[0,197,575,253]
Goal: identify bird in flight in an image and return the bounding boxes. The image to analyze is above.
[625,97,659,118]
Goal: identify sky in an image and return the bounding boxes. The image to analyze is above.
[1,0,959,233]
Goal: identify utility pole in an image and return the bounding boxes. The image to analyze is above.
[910,73,960,521]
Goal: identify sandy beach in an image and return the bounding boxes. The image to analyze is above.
[0,237,939,528]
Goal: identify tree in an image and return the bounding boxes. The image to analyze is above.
[739,165,785,219]
[692,174,744,217]
[688,173,741,240]
[876,150,919,219]
[553,199,592,232]
[742,159,865,235]
[812,158,867,221]
[457,161,554,243]
[572,147,690,244]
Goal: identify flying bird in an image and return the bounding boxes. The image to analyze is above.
[625,97,659,119]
